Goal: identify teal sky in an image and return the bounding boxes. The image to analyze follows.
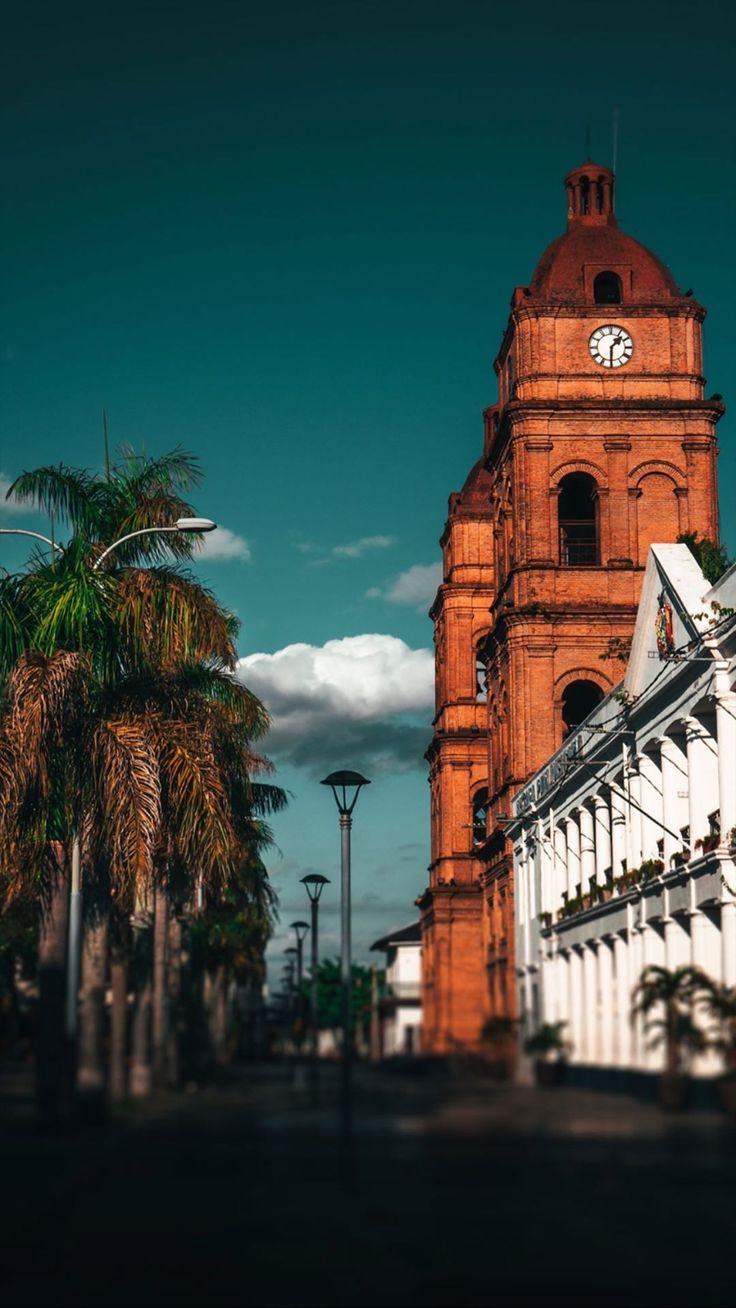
[2,0,734,978]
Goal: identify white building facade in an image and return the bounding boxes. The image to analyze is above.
[511,545,736,1087]
[370,922,422,1056]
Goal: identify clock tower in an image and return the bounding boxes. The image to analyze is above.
[420,160,723,1052]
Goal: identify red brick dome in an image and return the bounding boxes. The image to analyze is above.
[528,161,680,303]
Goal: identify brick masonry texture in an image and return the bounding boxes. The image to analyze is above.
[419,162,723,1052]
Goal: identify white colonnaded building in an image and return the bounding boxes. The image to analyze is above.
[511,543,736,1090]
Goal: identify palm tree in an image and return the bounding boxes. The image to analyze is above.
[1,448,284,1109]
[631,965,711,1092]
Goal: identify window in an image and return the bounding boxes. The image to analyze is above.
[475,642,487,701]
[506,353,515,398]
[558,473,599,566]
[561,680,604,738]
[472,789,489,847]
[594,271,622,304]
[579,174,590,215]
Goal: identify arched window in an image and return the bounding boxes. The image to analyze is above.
[472,788,489,847]
[594,271,622,304]
[562,680,604,738]
[558,473,599,566]
[596,177,605,214]
[475,641,487,701]
[506,353,515,397]
[579,174,590,215]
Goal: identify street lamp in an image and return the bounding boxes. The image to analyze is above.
[289,920,310,999]
[301,874,330,1060]
[320,770,370,1143]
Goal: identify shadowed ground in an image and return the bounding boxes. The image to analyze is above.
[1,1061,734,1307]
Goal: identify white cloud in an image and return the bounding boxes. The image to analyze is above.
[0,473,31,516]
[237,633,433,775]
[196,526,251,562]
[367,562,442,609]
[294,535,397,564]
[332,535,397,559]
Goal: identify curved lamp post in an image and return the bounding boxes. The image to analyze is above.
[320,770,370,1142]
[301,875,329,1059]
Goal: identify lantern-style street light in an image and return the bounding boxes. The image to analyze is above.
[320,770,370,1143]
[301,875,329,1060]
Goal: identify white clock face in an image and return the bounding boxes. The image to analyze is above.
[589,324,634,369]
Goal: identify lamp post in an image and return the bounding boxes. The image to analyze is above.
[320,770,370,1143]
[1,517,218,1046]
[300,874,329,1060]
[289,920,310,1002]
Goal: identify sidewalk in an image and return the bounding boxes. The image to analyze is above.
[1,1060,735,1307]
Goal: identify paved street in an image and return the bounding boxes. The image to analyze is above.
[1,1062,735,1307]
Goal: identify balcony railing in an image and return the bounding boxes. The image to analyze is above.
[559,528,598,565]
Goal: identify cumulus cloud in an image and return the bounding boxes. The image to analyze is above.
[237,633,433,775]
[366,562,442,609]
[332,535,397,559]
[0,473,31,516]
[196,526,251,562]
[295,535,397,565]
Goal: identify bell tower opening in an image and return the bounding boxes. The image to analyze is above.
[561,680,604,738]
[558,473,599,566]
[594,271,622,304]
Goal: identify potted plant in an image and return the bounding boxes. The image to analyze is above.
[694,832,720,855]
[631,965,710,1110]
[523,1021,571,1087]
[481,1015,518,1080]
[699,980,736,1114]
[538,911,553,930]
[638,858,665,883]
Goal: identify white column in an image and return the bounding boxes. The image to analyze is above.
[638,752,663,861]
[691,908,720,980]
[685,717,716,851]
[610,785,627,879]
[613,931,631,1067]
[565,813,581,899]
[579,805,596,890]
[568,948,583,1064]
[722,902,736,987]
[594,794,612,884]
[664,915,689,971]
[597,939,614,1066]
[659,736,685,865]
[628,907,644,1068]
[714,663,736,841]
[539,823,553,916]
[553,823,567,913]
[626,762,643,871]
[641,923,666,1071]
[582,946,597,1064]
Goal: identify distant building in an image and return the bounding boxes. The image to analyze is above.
[511,544,736,1085]
[419,158,723,1052]
[370,922,422,1056]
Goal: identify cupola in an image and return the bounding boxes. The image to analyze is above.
[565,161,615,227]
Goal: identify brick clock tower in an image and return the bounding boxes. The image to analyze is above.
[419,160,723,1052]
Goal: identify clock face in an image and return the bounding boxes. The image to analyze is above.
[589,324,634,369]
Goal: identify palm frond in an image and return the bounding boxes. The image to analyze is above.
[114,566,237,670]
[6,465,103,535]
[85,718,162,896]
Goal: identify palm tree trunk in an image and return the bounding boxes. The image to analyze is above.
[207,965,229,1069]
[151,883,169,1088]
[130,980,152,1097]
[76,903,110,1118]
[166,914,183,1087]
[109,953,128,1102]
[36,843,70,1123]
